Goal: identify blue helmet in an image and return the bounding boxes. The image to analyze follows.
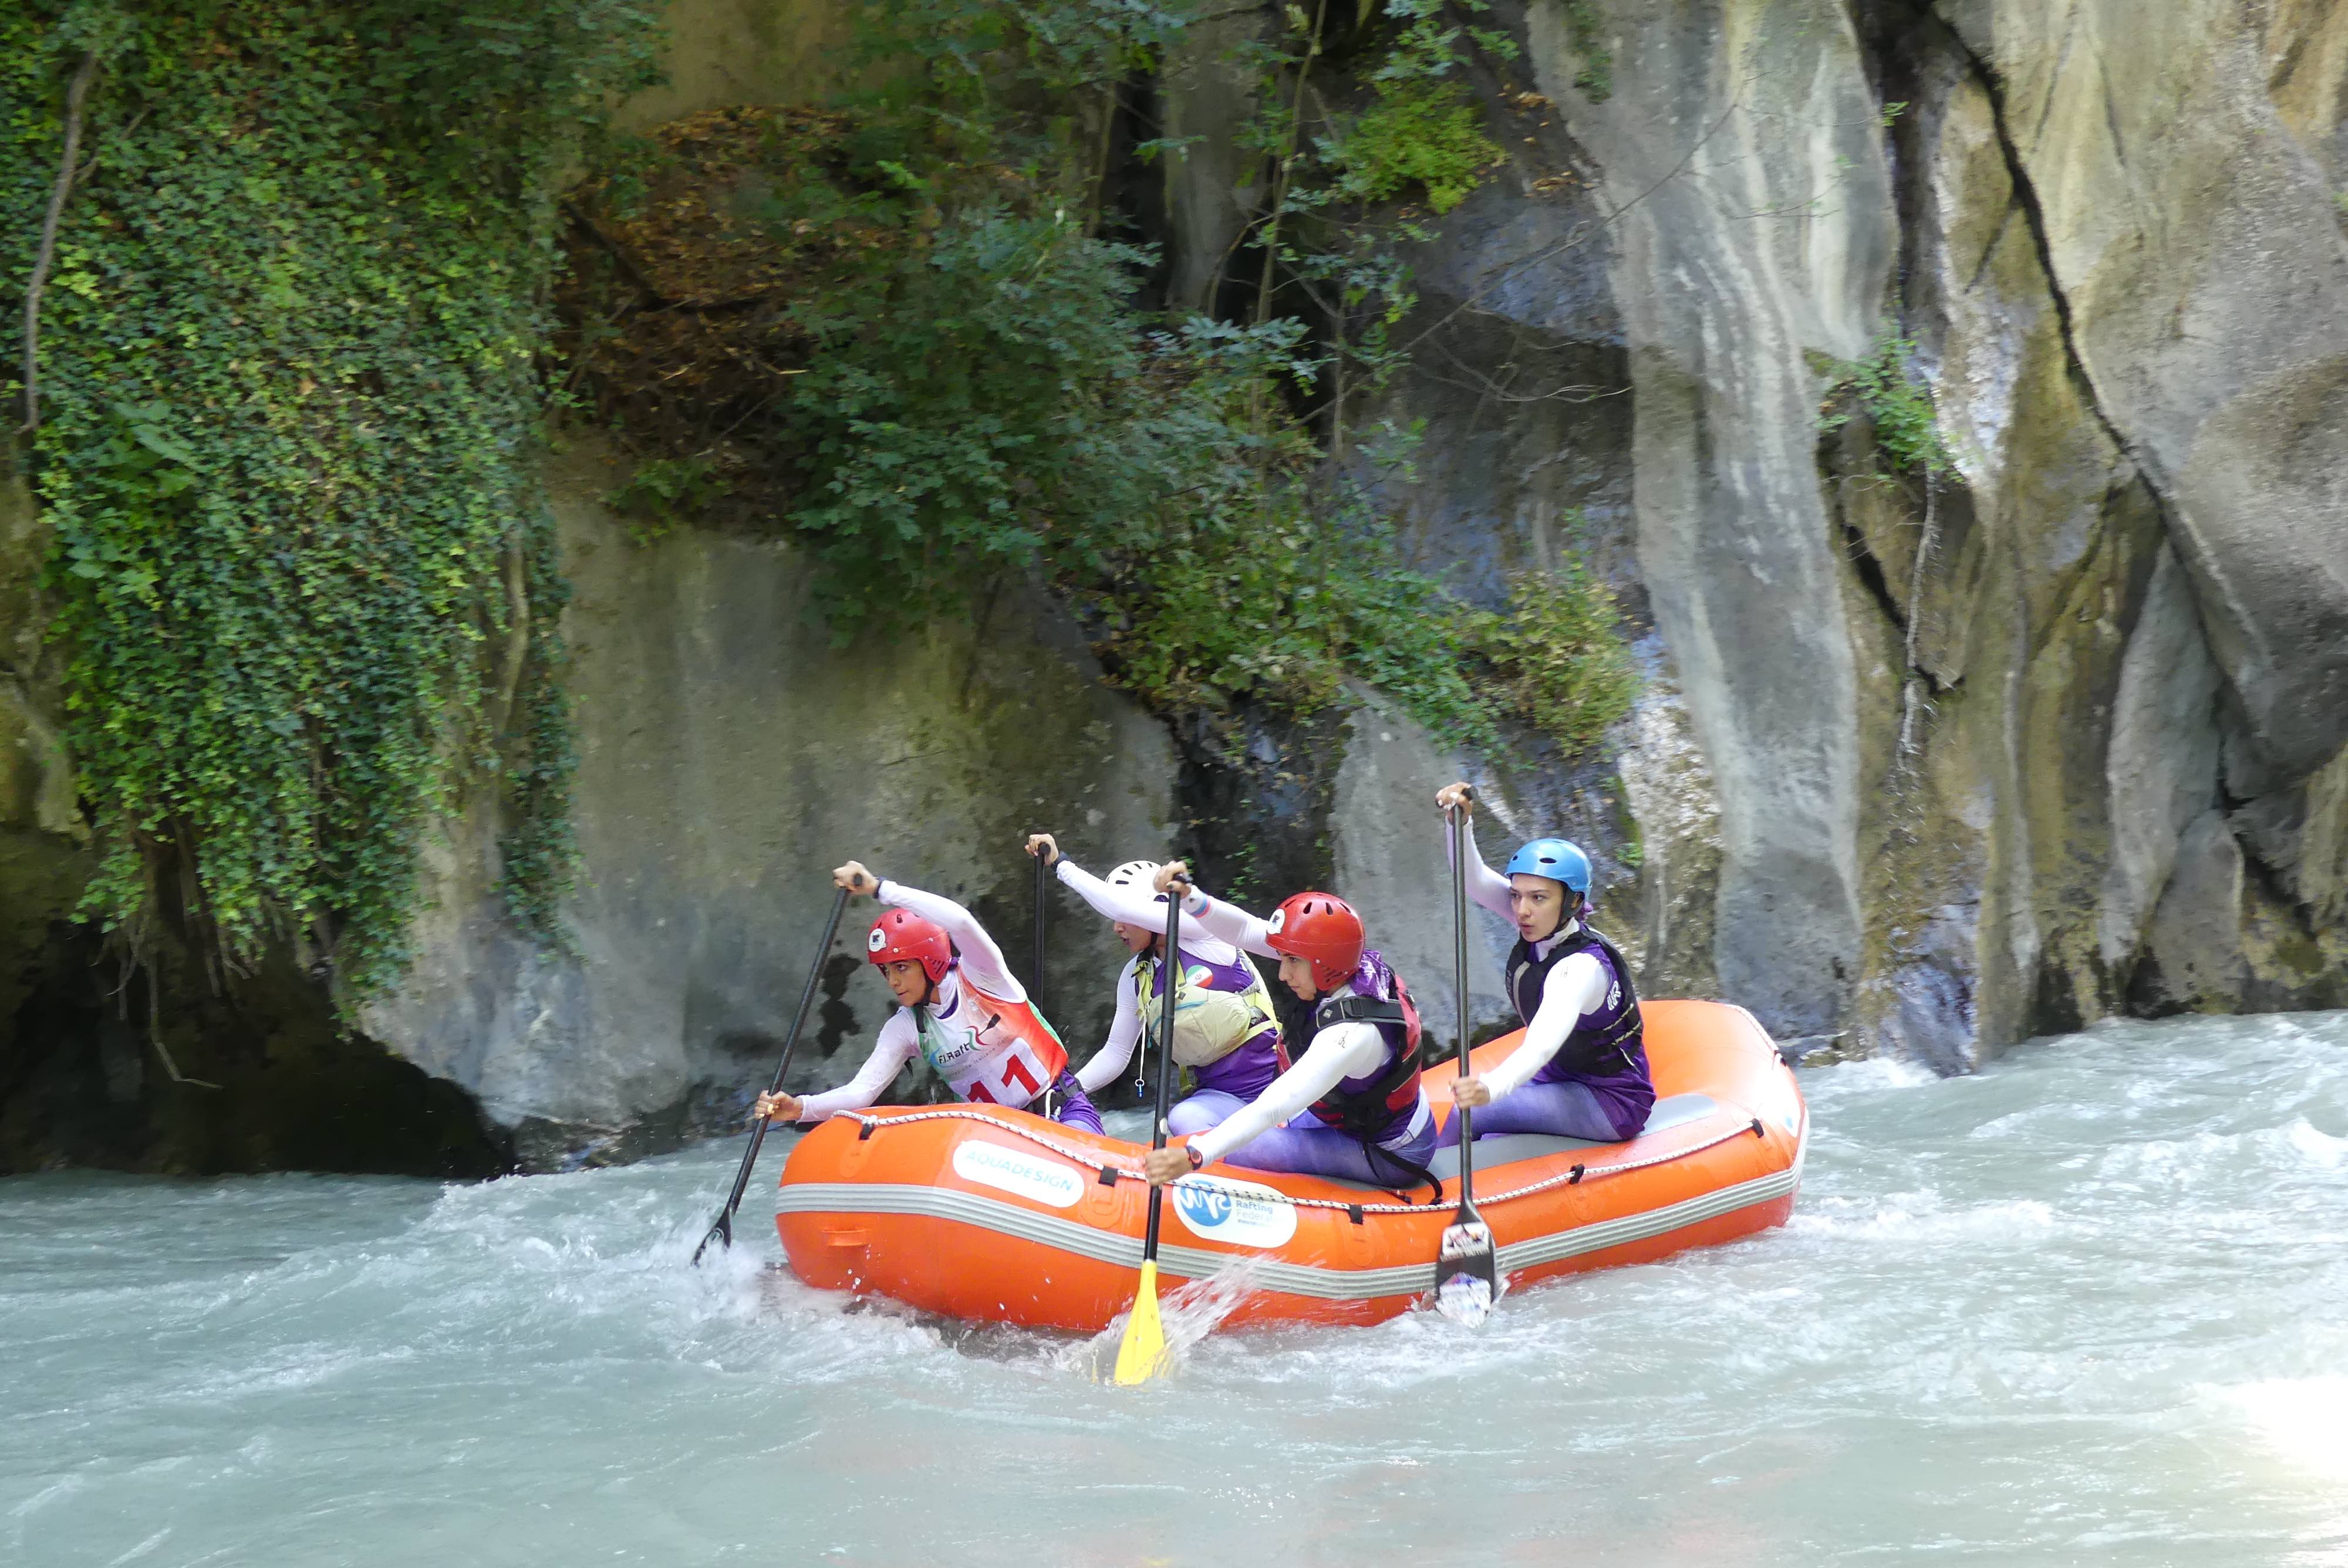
[1504,837,1592,895]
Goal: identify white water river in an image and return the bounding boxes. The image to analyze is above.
[6,1011,2347,1566]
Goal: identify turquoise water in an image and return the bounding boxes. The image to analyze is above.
[6,1012,2347,1566]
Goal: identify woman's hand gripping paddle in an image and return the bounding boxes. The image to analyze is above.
[692,886,851,1266]
[1113,871,1188,1384]
[1436,799,1500,1324]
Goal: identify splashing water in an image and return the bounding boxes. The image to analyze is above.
[5,1012,2347,1566]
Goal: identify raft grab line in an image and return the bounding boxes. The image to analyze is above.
[833,1104,1779,1215]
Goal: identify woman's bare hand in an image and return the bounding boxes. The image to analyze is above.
[1142,1145,1193,1185]
[753,1091,805,1123]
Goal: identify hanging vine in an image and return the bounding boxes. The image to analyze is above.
[2,0,658,992]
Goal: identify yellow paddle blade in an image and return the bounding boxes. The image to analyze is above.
[1112,1260,1169,1385]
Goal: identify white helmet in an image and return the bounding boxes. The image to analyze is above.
[1106,859,1162,890]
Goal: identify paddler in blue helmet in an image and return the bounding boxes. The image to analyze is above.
[1432,782,1654,1145]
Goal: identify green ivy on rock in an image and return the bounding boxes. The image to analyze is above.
[2,0,656,992]
[1819,326,1954,479]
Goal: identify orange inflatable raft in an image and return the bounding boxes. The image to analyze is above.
[775,999,1806,1330]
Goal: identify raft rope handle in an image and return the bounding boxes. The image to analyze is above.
[832,1109,1772,1218]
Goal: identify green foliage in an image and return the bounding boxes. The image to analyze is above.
[1563,1,1611,103]
[1463,561,1639,756]
[847,0,1186,95]
[1225,0,1516,405]
[1325,77,1499,215]
[1321,1,1508,216]
[608,457,726,546]
[1820,327,1955,479]
[564,0,1635,759]
[1092,404,1495,744]
[3,0,657,989]
[779,209,1189,628]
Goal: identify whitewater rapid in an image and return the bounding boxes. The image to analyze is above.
[6,1011,2346,1566]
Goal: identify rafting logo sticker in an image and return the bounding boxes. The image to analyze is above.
[1170,1175,1298,1248]
[950,1141,1084,1209]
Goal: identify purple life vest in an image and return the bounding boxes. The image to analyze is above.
[1278,949,1423,1141]
[1504,922,1654,1140]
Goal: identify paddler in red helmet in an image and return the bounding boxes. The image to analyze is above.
[1135,863,1436,1192]
[751,861,1104,1134]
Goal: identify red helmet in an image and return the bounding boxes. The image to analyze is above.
[866,908,953,983]
[1266,892,1364,992]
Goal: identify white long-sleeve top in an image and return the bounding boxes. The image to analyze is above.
[797,879,1030,1122]
[1169,887,1414,1164]
[1448,816,1610,1098]
[1054,859,1251,1094]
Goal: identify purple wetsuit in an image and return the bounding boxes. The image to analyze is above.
[1435,924,1652,1147]
[1212,951,1438,1185]
[1045,1071,1104,1135]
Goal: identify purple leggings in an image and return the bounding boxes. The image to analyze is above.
[1435,1077,1618,1147]
[1041,1073,1104,1136]
[1166,1089,1247,1138]
[1221,1110,1439,1187]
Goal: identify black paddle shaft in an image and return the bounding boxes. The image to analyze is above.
[1033,848,1059,1120]
[1433,795,1500,1318]
[1450,800,1476,1209]
[692,886,851,1265]
[1139,876,1185,1265]
[1031,847,1048,1001]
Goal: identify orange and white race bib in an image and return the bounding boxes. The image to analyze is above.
[915,985,1070,1109]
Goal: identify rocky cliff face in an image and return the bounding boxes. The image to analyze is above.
[5,0,2344,1173]
[360,440,1177,1167]
[1328,0,2348,1064]
[1,430,1177,1173]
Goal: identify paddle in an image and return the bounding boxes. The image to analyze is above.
[1112,871,1186,1384]
[691,886,852,1266]
[1435,797,1500,1324]
[1033,844,1060,1120]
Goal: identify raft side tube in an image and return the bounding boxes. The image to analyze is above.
[777,999,1807,1332]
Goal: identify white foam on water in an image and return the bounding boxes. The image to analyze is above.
[2206,1377,2348,1483]
[1803,1053,1941,1094]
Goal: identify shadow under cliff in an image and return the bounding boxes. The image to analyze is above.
[1,920,511,1179]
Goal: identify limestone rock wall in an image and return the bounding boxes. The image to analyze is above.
[359,440,1178,1167]
[1307,0,2348,1065]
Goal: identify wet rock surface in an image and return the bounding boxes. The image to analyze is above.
[359,439,1180,1168]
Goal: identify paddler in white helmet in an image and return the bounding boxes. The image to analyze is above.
[1024,833,1283,1137]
